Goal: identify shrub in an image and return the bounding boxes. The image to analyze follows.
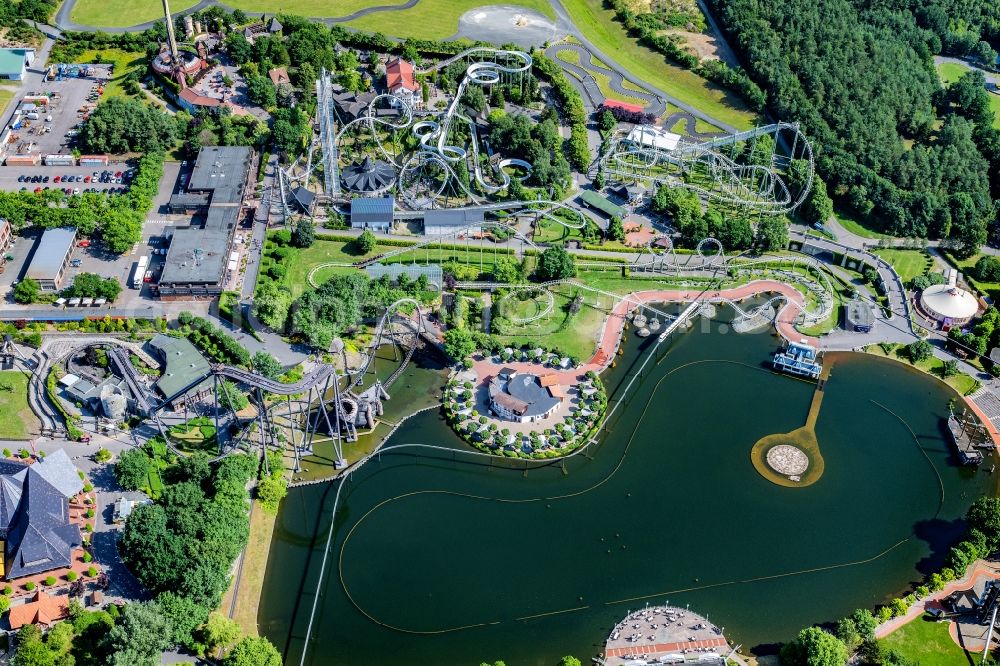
[87,566,97,577]
[86,508,95,518]
[94,448,113,463]
[43,576,56,586]
[2,448,9,457]
[24,581,35,591]
[83,551,92,563]
[889,598,909,617]
[66,571,78,582]
[83,483,93,493]
[2,585,11,595]
[18,449,29,459]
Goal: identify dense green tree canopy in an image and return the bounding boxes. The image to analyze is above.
[714,0,998,252]
[114,449,151,491]
[13,278,40,304]
[64,273,122,302]
[535,245,576,281]
[780,626,849,666]
[79,98,178,153]
[107,602,173,666]
[251,351,283,379]
[444,327,477,361]
[223,636,282,666]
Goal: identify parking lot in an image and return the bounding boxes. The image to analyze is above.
[0,164,134,194]
[0,162,192,307]
[4,65,114,156]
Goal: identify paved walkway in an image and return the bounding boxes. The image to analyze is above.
[606,636,728,658]
[588,281,817,371]
[875,559,1000,640]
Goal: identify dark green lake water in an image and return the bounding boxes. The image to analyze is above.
[259,314,996,665]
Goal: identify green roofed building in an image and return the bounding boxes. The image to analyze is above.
[579,190,626,219]
[0,49,33,81]
[147,334,212,407]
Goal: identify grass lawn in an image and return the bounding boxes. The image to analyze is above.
[560,0,757,130]
[938,62,968,84]
[533,217,587,244]
[76,49,145,99]
[0,88,16,116]
[835,211,888,240]
[940,251,1000,302]
[867,344,980,396]
[936,62,1000,129]
[221,500,277,638]
[346,0,555,39]
[494,286,611,360]
[167,417,219,454]
[873,249,932,283]
[70,0,199,27]
[278,238,388,298]
[279,236,515,296]
[694,117,723,133]
[880,615,975,666]
[0,372,37,440]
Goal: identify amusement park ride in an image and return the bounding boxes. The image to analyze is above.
[273,46,814,230]
[240,48,823,476]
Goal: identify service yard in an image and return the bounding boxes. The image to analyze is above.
[3,65,114,158]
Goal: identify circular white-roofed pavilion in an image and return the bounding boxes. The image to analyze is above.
[920,283,979,326]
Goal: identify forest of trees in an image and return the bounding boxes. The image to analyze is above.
[713,0,1000,255]
[79,98,179,154]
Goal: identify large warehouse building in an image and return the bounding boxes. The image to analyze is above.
[159,146,254,299]
[26,227,76,292]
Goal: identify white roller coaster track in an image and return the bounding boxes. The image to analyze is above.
[601,121,815,215]
[496,288,556,324]
[458,249,835,327]
[330,47,541,204]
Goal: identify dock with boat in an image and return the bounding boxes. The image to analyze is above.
[948,410,991,465]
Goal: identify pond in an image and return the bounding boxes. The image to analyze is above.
[259,309,995,665]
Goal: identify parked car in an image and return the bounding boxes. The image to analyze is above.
[77,239,90,247]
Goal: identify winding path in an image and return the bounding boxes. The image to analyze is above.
[546,0,738,134]
[544,41,725,139]
[587,281,817,374]
[546,42,665,115]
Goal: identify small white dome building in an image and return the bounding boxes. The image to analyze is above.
[919,277,979,327]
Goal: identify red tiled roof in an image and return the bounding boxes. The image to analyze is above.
[602,99,644,114]
[179,88,221,107]
[539,374,560,387]
[9,591,69,629]
[386,57,417,92]
[268,67,290,86]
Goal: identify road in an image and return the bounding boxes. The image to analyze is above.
[0,23,60,132]
[933,55,1000,88]
[242,152,276,301]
